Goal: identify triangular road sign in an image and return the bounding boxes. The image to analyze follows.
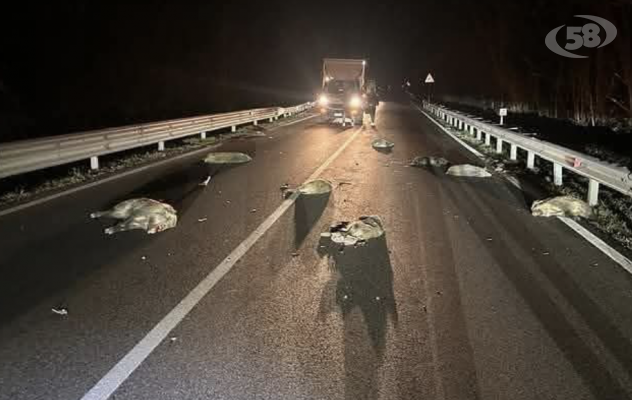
[425,73,435,84]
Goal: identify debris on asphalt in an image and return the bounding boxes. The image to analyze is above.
[199,175,212,187]
[51,307,68,316]
[531,196,592,218]
[372,138,395,151]
[280,183,290,191]
[170,337,178,342]
[197,218,208,223]
[225,200,231,205]
[486,237,493,241]
[291,252,300,257]
[542,251,550,256]
[251,209,257,213]
[141,256,147,261]
[446,164,492,178]
[422,305,428,313]
[324,216,385,246]
[204,152,252,165]
[91,198,178,235]
[410,156,450,169]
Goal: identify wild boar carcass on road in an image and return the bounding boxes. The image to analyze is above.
[91,198,178,235]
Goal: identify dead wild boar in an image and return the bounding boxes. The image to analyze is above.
[90,198,178,235]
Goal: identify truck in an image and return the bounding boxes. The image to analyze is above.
[318,58,366,126]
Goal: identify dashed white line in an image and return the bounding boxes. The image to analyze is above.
[79,126,362,400]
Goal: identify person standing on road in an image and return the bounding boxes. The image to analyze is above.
[365,81,379,127]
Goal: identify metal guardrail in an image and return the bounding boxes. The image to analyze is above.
[423,101,632,206]
[0,102,313,179]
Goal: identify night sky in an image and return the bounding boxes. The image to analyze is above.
[0,0,628,140]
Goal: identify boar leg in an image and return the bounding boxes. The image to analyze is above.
[104,219,147,235]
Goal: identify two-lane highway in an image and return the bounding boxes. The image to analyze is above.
[1,99,632,400]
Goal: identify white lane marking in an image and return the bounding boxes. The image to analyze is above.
[417,104,632,275]
[414,104,484,158]
[0,114,319,219]
[79,127,362,400]
[557,217,632,273]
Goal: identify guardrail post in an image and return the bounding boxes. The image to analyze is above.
[459,120,464,130]
[510,144,517,160]
[485,132,491,146]
[476,129,482,141]
[158,141,165,151]
[231,126,237,132]
[469,125,475,136]
[254,120,258,126]
[527,152,535,169]
[588,179,600,206]
[496,138,503,153]
[553,163,563,186]
[201,131,207,139]
[90,156,99,170]
[269,117,274,122]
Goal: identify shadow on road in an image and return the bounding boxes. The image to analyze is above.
[373,147,393,155]
[293,192,330,250]
[318,234,397,400]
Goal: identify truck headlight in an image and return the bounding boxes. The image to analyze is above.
[319,94,329,106]
[349,95,362,108]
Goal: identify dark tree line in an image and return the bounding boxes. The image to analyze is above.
[448,0,632,126]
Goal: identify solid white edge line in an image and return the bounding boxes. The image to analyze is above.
[413,104,484,158]
[79,126,362,400]
[0,114,320,218]
[416,103,632,275]
[557,217,632,273]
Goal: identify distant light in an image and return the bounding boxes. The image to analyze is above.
[362,60,366,66]
[319,94,329,106]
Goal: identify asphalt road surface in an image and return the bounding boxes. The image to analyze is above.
[1,98,632,400]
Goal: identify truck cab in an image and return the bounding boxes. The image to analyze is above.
[318,58,366,127]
